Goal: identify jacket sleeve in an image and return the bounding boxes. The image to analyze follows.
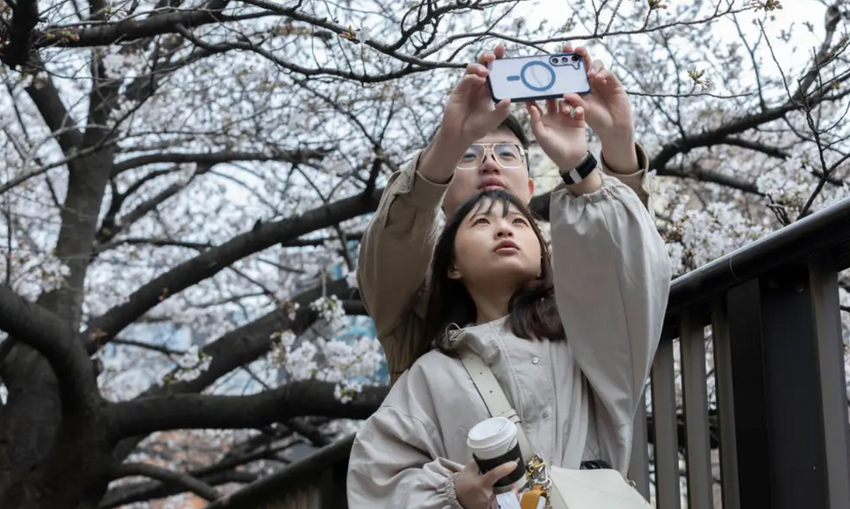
[599,142,653,211]
[347,405,465,509]
[549,172,672,430]
[356,151,452,379]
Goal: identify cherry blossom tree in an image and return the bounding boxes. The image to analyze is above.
[0,0,848,507]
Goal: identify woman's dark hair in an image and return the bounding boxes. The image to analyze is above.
[421,189,565,357]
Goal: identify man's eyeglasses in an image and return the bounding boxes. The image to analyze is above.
[456,143,527,170]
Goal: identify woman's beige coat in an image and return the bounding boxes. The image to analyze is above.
[348,158,672,508]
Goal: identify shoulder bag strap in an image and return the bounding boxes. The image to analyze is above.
[458,349,535,463]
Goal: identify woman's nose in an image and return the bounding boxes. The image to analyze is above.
[496,228,514,238]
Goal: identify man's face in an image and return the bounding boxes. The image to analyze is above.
[443,128,535,217]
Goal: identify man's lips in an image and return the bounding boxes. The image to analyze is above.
[494,240,520,252]
[479,177,506,190]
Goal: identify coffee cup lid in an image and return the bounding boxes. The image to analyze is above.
[467,417,516,452]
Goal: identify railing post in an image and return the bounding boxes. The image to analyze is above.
[680,309,714,509]
[711,300,740,509]
[808,252,850,509]
[726,270,833,509]
[321,451,350,509]
[628,391,651,501]
[651,337,682,509]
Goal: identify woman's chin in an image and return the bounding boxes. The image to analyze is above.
[473,262,537,284]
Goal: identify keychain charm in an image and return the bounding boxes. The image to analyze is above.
[520,455,551,509]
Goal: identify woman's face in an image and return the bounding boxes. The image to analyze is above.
[449,199,542,288]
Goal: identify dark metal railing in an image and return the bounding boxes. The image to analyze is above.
[629,195,850,509]
[225,196,850,509]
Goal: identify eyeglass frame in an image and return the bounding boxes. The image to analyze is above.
[456,142,528,170]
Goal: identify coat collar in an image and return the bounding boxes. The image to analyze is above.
[440,316,510,366]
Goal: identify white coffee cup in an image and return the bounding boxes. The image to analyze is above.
[467,417,526,492]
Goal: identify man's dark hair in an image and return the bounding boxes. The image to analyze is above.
[415,189,564,368]
[431,113,530,149]
[498,113,530,149]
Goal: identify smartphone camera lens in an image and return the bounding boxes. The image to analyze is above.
[550,57,559,65]
[561,56,570,64]
[571,54,581,62]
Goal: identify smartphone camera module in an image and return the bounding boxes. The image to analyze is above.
[550,56,559,65]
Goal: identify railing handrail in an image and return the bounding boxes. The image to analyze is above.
[666,196,850,316]
[204,435,355,508]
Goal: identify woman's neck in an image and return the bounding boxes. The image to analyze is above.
[467,285,514,325]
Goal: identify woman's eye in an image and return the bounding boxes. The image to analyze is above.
[472,218,489,226]
[513,217,529,226]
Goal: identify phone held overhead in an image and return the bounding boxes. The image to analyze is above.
[487,53,591,103]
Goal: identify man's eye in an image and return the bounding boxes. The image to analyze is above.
[461,153,477,160]
[499,152,518,159]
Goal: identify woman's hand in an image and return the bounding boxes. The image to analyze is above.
[565,43,639,173]
[564,44,634,143]
[455,460,519,509]
[439,45,512,146]
[526,95,589,171]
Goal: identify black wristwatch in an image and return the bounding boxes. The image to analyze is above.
[559,151,598,185]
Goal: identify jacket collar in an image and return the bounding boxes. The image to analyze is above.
[441,316,510,366]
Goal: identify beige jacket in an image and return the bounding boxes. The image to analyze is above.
[348,156,672,509]
[357,145,655,384]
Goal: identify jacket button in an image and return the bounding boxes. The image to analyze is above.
[532,356,540,365]
[542,410,550,418]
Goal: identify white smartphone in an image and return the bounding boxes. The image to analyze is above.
[487,53,590,103]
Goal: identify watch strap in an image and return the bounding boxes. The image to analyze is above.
[560,151,598,185]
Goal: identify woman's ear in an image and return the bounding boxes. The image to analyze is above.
[448,264,462,280]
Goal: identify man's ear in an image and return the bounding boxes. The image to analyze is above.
[448,264,462,280]
[527,178,535,199]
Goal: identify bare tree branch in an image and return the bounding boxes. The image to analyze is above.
[650,88,850,173]
[108,380,389,438]
[0,286,97,414]
[84,189,381,344]
[109,462,221,501]
[111,338,187,356]
[111,149,329,177]
[100,469,258,509]
[96,165,213,248]
[656,164,763,196]
[36,0,231,48]
[94,238,214,255]
[719,136,790,160]
[107,277,353,465]
[0,0,40,67]
[98,460,260,509]
[22,58,84,153]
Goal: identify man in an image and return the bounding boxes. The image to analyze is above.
[358,44,653,384]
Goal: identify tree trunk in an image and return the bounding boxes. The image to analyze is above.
[0,65,121,507]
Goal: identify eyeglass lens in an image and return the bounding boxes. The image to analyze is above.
[458,144,523,169]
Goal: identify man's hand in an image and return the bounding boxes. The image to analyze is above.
[526,95,588,171]
[564,44,639,174]
[419,45,513,184]
[455,460,519,509]
[440,45,512,145]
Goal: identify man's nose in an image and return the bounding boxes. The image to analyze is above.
[479,153,501,174]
